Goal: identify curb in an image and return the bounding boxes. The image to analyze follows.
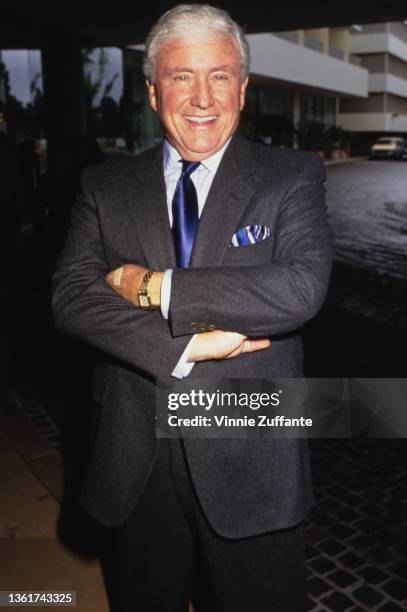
[324,156,368,166]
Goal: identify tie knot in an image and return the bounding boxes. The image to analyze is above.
[181,160,200,177]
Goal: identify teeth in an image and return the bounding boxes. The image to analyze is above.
[185,116,217,123]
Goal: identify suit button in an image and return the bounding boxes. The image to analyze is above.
[191,322,209,332]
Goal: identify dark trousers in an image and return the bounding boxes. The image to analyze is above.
[101,439,307,612]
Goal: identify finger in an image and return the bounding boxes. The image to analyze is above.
[225,348,244,359]
[219,331,247,341]
[242,338,271,353]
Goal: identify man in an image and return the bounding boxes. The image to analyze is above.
[52,4,333,611]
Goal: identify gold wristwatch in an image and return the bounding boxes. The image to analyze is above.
[138,270,155,309]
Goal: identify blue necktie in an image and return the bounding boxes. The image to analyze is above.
[172,160,200,268]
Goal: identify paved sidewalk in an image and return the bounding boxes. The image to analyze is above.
[0,381,109,612]
[306,439,407,611]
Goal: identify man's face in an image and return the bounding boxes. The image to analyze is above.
[146,34,248,161]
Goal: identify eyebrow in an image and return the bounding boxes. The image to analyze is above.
[166,64,237,74]
[211,64,236,72]
[167,67,194,74]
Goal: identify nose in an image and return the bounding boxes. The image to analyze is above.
[190,76,215,109]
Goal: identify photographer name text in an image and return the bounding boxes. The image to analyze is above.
[167,414,313,428]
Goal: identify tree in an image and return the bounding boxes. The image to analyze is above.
[83,48,120,138]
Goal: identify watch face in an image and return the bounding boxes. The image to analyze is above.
[139,294,150,308]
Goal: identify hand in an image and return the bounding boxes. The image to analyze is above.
[188,330,270,362]
[105,264,164,307]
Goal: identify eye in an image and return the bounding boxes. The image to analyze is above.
[173,74,190,82]
[213,73,229,81]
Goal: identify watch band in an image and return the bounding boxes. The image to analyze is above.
[138,270,154,309]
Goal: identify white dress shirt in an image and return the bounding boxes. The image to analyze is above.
[160,138,231,378]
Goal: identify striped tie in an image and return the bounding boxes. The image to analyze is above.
[172,160,200,268]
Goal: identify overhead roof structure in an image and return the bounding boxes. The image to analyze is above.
[1,0,407,48]
[2,0,406,167]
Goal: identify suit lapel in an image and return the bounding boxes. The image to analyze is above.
[123,134,259,270]
[189,134,259,268]
[125,144,177,270]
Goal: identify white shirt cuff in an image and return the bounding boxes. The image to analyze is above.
[162,268,195,379]
[171,335,197,379]
[160,269,173,320]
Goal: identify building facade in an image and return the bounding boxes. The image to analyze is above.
[242,28,368,150]
[339,22,407,153]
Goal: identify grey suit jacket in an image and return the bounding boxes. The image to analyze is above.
[52,133,333,537]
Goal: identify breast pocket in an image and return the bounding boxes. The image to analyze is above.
[222,235,273,266]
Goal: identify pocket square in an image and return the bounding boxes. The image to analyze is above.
[230,225,271,247]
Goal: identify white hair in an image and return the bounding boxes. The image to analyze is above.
[143,3,250,83]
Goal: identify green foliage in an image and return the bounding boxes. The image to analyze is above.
[296,120,326,150]
[296,120,350,153]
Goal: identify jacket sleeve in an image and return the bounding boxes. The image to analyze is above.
[52,169,192,380]
[169,155,334,338]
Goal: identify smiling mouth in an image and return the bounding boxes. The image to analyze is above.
[184,115,218,124]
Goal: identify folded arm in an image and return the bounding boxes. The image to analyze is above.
[51,173,194,380]
[52,172,270,378]
[169,159,333,338]
[105,155,333,340]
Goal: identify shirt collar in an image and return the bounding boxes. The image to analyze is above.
[163,137,232,176]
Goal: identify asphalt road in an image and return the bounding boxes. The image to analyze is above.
[303,159,407,377]
[327,159,407,282]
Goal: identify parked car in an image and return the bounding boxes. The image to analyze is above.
[370,137,406,160]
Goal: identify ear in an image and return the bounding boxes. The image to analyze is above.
[146,79,158,112]
[239,76,249,111]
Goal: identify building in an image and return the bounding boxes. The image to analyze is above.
[243,28,368,150]
[339,22,407,153]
